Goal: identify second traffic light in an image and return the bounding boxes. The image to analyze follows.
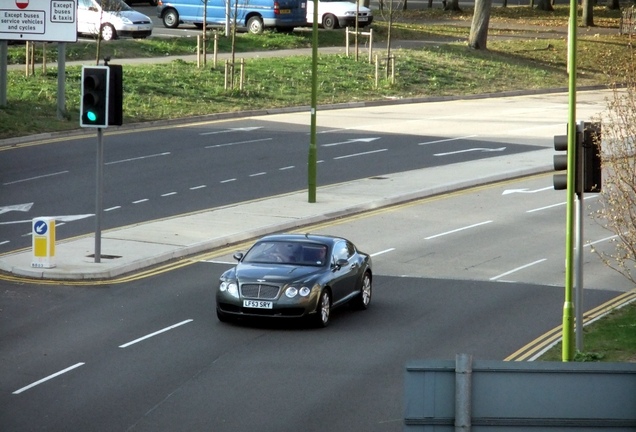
[553,122,602,193]
[80,66,110,128]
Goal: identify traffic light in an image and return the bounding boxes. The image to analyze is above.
[581,122,602,193]
[107,64,123,126]
[553,126,581,192]
[80,66,110,128]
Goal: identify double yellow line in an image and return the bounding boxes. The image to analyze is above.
[505,289,636,361]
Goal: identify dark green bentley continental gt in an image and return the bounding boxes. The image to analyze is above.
[216,233,372,327]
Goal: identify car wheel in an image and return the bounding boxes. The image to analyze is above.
[163,9,180,29]
[313,290,331,328]
[247,16,264,34]
[101,24,116,41]
[352,272,372,310]
[322,14,338,30]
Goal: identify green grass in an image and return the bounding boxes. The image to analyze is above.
[539,301,636,363]
[3,5,633,139]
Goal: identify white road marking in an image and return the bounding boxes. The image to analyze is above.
[425,220,493,240]
[502,186,553,195]
[490,259,547,281]
[104,206,121,212]
[133,199,149,204]
[161,192,177,197]
[220,178,236,183]
[205,138,272,148]
[119,319,193,348]
[587,234,619,247]
[526,202,566,213]
[418,135,477,146]
[0,240,9,246]
[106,152,170,165]
[3,171,68,186]
[434,147,506,156]
[333,149,388,160]
[250,172,266,177]
[279,166,295,170]
[0,203,34,215]
[370,248,395,257]
[322,137,381,147]
[13,363,85,395]
[200,127,263,136]
[190,185,206,190]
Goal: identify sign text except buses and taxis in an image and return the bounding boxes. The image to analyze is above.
[0,0,77,42]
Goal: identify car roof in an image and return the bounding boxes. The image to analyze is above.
[256,233,345,247]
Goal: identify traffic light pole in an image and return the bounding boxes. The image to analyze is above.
[562,0,579,362]
[95,128,104,263]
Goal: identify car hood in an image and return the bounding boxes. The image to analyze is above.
[113,10,152,23]
[235,263,323,284]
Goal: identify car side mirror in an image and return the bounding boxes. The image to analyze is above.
[334,258,348,270]
[233,252,244,261]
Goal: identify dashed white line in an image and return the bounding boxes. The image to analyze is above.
[106,152,171,165]
[279,166,295,171]
[371,248,395,257]
[333,149,388,160]
[527,202,565,213]
[418,135,477,146]
[104,206,121,212]
[119,319,193,348]
[249,172,266,177]
[425,220,493,240]
[13,363,85,395]
[161,192,177,197]
[220,178,236,183]
[132,199,149,204]
[204,138,272,148]
[490,259,547,281]
[190,185,206,190]
[0,240,9,246]
[3,171,69,186]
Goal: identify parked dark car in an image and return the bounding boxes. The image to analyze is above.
[216,233,372,327]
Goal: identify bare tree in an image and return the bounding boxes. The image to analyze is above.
[582,0,595,27]
[536,0,554,12]
[592,60,636,285]
[378,0,406,78]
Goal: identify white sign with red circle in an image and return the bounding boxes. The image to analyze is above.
[0,0,77,42]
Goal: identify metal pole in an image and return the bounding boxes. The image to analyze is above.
[562,0,578,362]
[95,128,104,263]
[0,40,7,107]
[57,43,66,120]
[455,353,472,432]
[308,0,318,203]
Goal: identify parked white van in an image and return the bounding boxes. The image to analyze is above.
[77,0,153,41]
[306,0,372,30]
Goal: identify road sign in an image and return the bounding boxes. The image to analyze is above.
[0,0,77,43]
[32,217,56,268]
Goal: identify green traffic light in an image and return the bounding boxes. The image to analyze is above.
[87,111,97,122]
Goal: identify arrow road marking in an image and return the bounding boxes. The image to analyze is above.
[502,186,553,195]
[322,137,381,147]
[419,135,478,146]
[434,147,507,156]
[200,127,263,136]
[0,202,34,215]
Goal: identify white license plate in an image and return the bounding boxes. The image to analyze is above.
[358,17,368,22]
[243,300,273,309]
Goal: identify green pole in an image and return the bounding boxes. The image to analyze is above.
[562,0,578,362]
[308,0,319,203]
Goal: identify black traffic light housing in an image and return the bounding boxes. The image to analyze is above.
[107,64,123,126]
[80,66,109,128]
[553,122,602,193]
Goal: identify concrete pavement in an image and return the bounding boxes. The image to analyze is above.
[0,144,553,280]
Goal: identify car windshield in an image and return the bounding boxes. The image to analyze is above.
[101,0,132,12]
[243,241,328,266]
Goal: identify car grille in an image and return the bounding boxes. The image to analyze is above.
[241,283,280,300]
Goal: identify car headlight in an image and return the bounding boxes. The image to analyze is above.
[220,281,239,298]
[286,286,311,298]
[344,11,356,16]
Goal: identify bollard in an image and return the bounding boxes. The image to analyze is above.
[32,217,56,268]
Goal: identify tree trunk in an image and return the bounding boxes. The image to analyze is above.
[607,0,620,10]
[468,0,492,50]
[443,0,461,12]
[536,0,554,12]
[582,0,595,27]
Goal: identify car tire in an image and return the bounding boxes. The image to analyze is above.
[322,14,338,30]
[312,289,331,328]
[352,272,372,310]
[247,16,264,34]
[163,9,180,29]
[101,24,116,41]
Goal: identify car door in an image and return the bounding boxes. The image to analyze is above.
[329,240,360,304]
[77,0,101,35]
